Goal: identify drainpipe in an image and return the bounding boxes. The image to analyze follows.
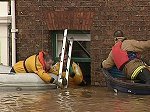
[11,0,17,66]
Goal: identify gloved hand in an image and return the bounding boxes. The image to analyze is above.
[49,77,61,87]
[51,77,67,88]
[52,78,63,88]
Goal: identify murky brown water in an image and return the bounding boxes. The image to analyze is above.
[0,86,150,112]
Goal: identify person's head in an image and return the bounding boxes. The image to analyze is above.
[43,53,54,70]
[113,30,126,42]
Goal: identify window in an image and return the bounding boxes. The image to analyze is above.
[51,30,91,85]
[52,30,91,62]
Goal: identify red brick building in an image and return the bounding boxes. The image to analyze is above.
[15,0,150,86]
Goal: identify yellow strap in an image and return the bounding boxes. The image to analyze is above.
[131,65,146,80]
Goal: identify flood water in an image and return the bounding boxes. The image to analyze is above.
[0,86,150,112]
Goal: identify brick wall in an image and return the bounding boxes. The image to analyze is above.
[90,0,150,85]
[15,0,150,86]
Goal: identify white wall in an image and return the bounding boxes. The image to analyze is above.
[0,2,8,16]
[0,2,9,65]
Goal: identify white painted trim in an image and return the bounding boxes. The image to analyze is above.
[0,16,11,24]
[57,34,91,41]
[11,0,16,66]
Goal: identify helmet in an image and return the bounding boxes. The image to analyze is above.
[113,30,124,37]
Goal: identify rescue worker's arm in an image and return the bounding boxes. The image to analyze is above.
[35,69,66,88]
[34,69,54,83]
[102,51,115,69]
[70,62,83,85]
[129,40,150,52]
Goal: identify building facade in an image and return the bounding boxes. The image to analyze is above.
[5,0,150,86]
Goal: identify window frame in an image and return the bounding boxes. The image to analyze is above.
[51,30,91,63]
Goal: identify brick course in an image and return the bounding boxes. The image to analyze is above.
[15,0,150,85]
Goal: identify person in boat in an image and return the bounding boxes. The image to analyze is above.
[50,52,86,86]
[10,51,66,87]
[102,30,150,84]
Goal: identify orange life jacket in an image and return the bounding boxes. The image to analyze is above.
[38,51,47,71]
[112,42,129,70]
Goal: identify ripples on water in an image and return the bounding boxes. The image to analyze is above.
[0,87,150,112]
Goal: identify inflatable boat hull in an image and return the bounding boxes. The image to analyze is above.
[0,65,57,90]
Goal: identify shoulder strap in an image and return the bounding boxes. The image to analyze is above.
[35,54,38,71]
[23,58,29,73]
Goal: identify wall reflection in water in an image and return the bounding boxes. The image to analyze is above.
[0,87,150,112]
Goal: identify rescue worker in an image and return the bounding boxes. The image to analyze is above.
[102,30,150,84]
[50,53,85,86]
[10,51,65,87]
